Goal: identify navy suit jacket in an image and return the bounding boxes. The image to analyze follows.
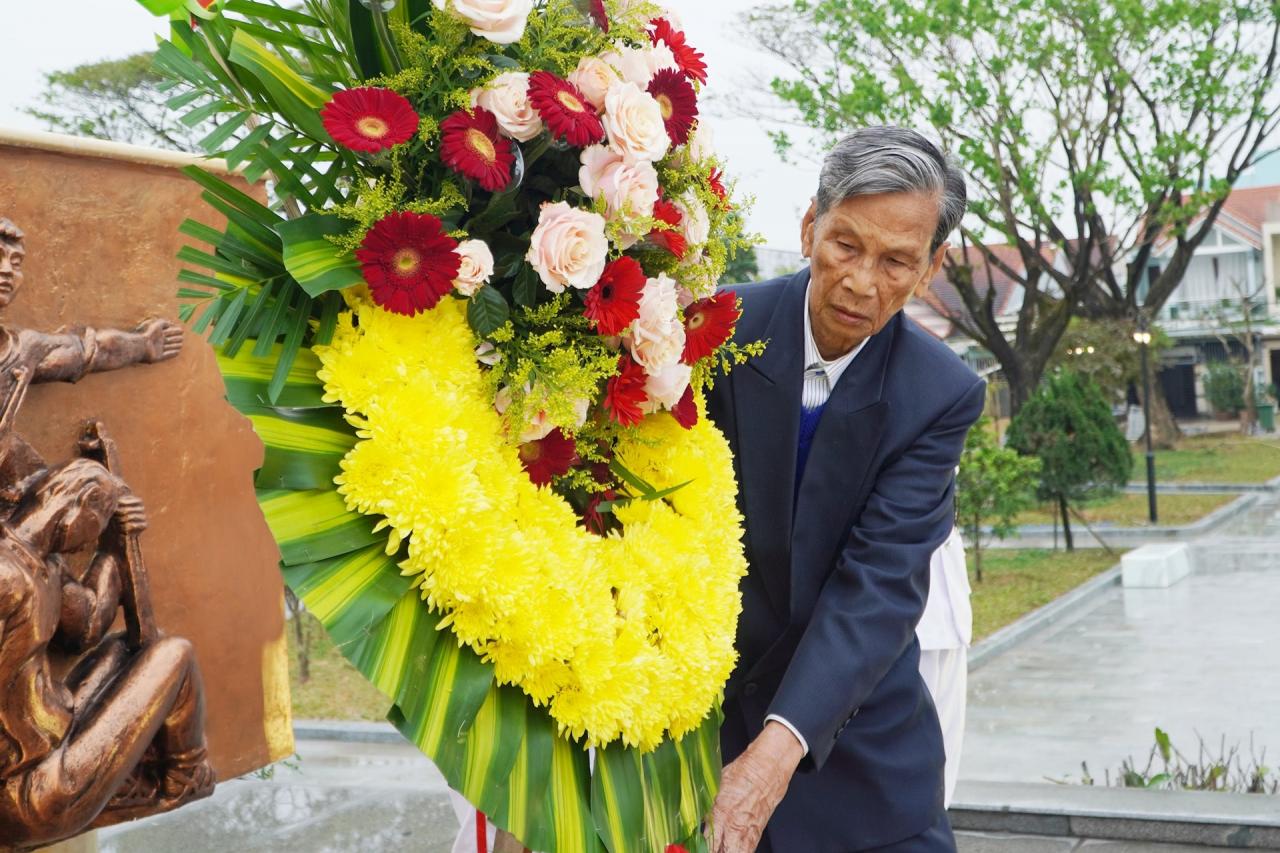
[707,270,985,851]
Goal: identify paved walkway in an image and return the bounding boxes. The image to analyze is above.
[962,497,1280,786]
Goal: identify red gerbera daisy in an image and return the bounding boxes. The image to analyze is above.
[440,107,515,192]
[670,384,698,429]
[649,199,687,260]
[603,356,649,426]
[708,167,729,206]
[322,87,419,153]
[528,71,605,147]
[650,18,708,85]
[588,0,609,32]
[519,428,579,486]
[647,69,698,147]
[584,256,646,336]
[682,290,740,363]
[356,211,461,316]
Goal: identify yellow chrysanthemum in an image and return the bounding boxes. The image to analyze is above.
[315,296,748,750]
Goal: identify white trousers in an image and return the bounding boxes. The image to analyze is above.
[918,645,968,808]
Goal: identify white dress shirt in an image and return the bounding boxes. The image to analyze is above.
[763,282,869,757]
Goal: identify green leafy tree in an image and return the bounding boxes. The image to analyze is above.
[956,417,1041,581]
[1049,318,1172,406]
[24,51,211,151]
[723,244,760,284]
[747,0,1280,427]
[1007,369,1132,550]
[1204,361,1246,416]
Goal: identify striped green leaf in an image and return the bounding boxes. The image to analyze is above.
[228,28,331,140]
[259,488,381,565]
[276,213,364,297]
[675,712,722,836]
[594,746,647,853]
[218,344,329,409]
[246,404,355,490]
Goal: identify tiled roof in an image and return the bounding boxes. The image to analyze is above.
[911,243,1030,339]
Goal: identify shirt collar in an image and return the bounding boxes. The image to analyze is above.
[802,277,868,389]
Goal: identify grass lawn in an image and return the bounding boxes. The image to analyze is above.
[969,548,1121,641]
[1013,491,1236,528]
[1143,433,1280,484]
[287,612,390,722]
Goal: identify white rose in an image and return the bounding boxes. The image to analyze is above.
[471,71,543,142]
[526,201,610,293]
[602,81,671,165]
[433,0,533,45]
[686,120,715,164]
[494,383,555,443]
[674,191,710,247]
[567,55,620,112]
[628,274,686,371]
[578,145,659,226]
[474,341,502,366]
[453,239,495,296]
[600,42,680,87]
[642,361,692,412]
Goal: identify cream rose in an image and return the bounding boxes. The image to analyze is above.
[433,0,533,45]
[526,201,610,293]
[567,55,620,112]
[494,384,555,443]
[602,82,670,165]
[600,42,680,88]
[628,274,686,372]
[685,120,715,164]
[578,145,659,226]
[471,71,543,142]
[452,239,495,297]
[674,191,711,247]
[642,361,692,412]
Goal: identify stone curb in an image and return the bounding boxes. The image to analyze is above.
[293,719,407,744]
[1123,481,1276,494]
[968,566,1121,671]
[951,781,1280,848]
[986,492,1260,550]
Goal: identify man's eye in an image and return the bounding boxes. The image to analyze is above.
[837,241,856,251]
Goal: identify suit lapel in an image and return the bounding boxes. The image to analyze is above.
[789,314,898,615]
[733,271,808,616]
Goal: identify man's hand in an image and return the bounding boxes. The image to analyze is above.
[137,318,184,364]
[115,494,147,535]
[708,721,805,853]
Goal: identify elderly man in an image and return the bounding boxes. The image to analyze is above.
[706,127,985,852]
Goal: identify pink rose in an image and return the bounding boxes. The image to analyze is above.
[578,145,659,227]
[628,273,686,371]
[433,0,533,45]
[674,191,710,247]
[494,384,555,442]
[453,239,495,296]
[471,71,543,141]
[601,42,679,87]
[642,361,692,412]
[567,55,620,112]
[602,81,670,165]
[526,201,610,293]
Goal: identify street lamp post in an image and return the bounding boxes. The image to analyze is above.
[1134,318,1158,524]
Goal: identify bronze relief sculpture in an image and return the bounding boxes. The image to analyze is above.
[0,218,214,850]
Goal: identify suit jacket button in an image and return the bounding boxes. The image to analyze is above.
[743,682,758,696]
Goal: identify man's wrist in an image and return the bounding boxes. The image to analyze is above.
[759,720,806,772]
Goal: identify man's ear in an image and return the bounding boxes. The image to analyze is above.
[927,242,949,280]
[801,199,818,258]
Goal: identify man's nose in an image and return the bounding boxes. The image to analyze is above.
[840,257,878,297]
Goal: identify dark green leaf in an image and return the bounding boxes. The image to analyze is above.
[512,263,540,308]
[467,286,510,337]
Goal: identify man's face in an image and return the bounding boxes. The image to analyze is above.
[0,237,25,309]
[801,191,947,360]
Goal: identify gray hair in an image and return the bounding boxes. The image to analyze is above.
[815,127,966,251]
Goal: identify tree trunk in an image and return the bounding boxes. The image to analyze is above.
[1059,494,1074,551]
[1142,376,1182,450]
[285,587,311,684]
[972,511,983,583]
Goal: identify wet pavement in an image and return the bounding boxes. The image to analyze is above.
[99,740,457,853]
[962,496,1280,785]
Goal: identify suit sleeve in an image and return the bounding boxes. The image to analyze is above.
[766,377,986,770]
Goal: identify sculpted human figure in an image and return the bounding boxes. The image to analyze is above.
[0,423,215,849]
[0,217,211,849]
[0,217,183,510]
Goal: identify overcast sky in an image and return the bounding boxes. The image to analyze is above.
[0,1,818,253]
